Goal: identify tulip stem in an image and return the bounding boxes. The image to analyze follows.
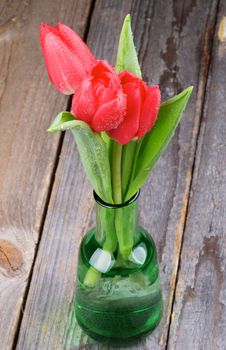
[122,141,136,200]
[112,142,122,203]
[84,142,123,288]
[125,138,143,201]
[111,142,132,259]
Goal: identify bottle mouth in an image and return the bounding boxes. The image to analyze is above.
[93,190,140,209]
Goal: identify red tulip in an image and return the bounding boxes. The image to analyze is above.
[40,23,96,94]
[72,60,126,132]
[108,71,161,144]
[40,23,160,145]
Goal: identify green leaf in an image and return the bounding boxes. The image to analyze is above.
[47,111,77,132]
[115,14,142,77]
[101,132,113,178]
[48,112,113,203]
[125,86,193,200]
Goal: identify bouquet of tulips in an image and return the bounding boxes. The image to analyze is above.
[40,15,192,276]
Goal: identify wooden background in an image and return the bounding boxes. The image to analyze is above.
[0,0,225,349]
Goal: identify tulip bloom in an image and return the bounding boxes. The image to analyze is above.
[40,23,160,144]
[108,71,161,144]
[40,23,96,94]
[72,60,126,132]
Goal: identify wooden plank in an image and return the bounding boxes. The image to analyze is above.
[0,1,93,349]
[167,1,226,349]
[16,0,219,349]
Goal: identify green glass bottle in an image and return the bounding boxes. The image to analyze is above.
[75,191,163,344]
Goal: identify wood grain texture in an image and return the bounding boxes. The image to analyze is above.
[16,0,219,349]
[167,1,226,349]
[0,1,92,349]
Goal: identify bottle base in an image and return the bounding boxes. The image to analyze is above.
[75,227,163,344]
[76,299,163,344]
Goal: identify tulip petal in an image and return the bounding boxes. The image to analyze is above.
[57,23,96,72]
[136,85,161,139]
[92,91,126,132]
[40,24,90,94]
[72,79,97,124]
[40,23,59,41]
[92,60,117,78]
[119,70,137,84]
[108,81,141,144]
[92,61,122,105]
[93,80,114,104]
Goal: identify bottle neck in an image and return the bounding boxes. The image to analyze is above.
[94,192,139,259]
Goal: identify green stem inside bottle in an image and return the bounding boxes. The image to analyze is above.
[83,141,138,286]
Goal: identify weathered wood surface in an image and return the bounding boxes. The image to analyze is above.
[167,2,226,349]
[0,1,93,349]
[15,1,220,350]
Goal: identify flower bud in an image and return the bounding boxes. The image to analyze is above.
[72,60,126,132]
[40,23,96,94]
[108,71,160,144]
